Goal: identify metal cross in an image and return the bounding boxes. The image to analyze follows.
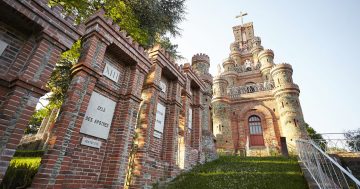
[236,12,248,25]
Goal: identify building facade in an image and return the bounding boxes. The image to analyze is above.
[212,22,308,156]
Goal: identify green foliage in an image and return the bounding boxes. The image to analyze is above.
[305,123,324,140]
[46,40,81,108]
[344,129,360,151]
[14,150,45,157]
[161,156,308,189]
[0,157,41,189]
[26,108,49,134]
[48,0,186,52]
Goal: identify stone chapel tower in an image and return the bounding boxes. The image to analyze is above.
[212,22,307,155]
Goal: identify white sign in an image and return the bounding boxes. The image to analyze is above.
[154,103,166,138]
[188,108,193,129]
[80,92,116,139]
[103,62,120,82]
[0,40,8,55]
[159,81,167,93]
[81,137,102,148]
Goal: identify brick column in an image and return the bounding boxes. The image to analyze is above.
[130,64,161,188]
[162,81,181,177]
[31,35,107,188]
[0,35,63,181]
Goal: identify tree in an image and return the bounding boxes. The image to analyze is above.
[48,0,186,57]
[305,123,324,141]
[26,108,49,134]
[305,123,327,150]
[344,129,360,151]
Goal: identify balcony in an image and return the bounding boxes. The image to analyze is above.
[228,81,274,98]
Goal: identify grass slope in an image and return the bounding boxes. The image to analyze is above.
[163,156,308,189]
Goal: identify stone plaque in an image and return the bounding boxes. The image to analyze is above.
[103,62,120,82]
[188,108,192,129]
[154,103,166,137]
[80,92,116,139]
[81,137,102,148]
[0,40,8,55]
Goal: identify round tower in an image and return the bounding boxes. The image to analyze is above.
[250,37,264,64]
[222,57,235,72]
[212,76,233,153]
[270,63,307,153]
[258,49,274,80]
[191,53,210,76]
[230,42,241,64]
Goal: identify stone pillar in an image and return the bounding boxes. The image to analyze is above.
[270,63,308,154]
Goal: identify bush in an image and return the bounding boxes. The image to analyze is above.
[13,150,44,157]
[0,157,41,189]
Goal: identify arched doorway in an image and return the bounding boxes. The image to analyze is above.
[248,115,264,146]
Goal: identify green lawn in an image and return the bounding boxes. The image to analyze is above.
[0,157,41,189]
[162,156,308,189]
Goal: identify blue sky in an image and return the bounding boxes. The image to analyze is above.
[172,0,360,134]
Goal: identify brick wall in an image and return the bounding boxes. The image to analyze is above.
[0,0,82,182]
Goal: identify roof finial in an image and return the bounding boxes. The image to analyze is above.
[235,11,248,25]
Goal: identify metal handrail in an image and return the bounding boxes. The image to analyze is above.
[297,139,360,189]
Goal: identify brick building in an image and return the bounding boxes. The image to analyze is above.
[212,22,308,156]
[0,1,217,187]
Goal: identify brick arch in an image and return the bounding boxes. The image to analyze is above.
[238,104,274,121]
[235,103,279,151]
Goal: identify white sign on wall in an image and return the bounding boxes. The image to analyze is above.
[159,81,167,93]
[80,92,116,139]
[154,103,166,138]
[0,40,8,55]
[103,62,120,82]
[81,137,102,148]
[188,108,193,129]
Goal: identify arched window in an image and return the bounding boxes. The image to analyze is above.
[248,115,264,146]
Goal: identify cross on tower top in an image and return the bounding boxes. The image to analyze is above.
[235,12,248,25]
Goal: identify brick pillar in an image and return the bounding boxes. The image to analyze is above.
[191,90,202,152]
[0,35,63,181]
[130,64,161,188]
[162,81,181,177]
[31,35,107,188]
[98,67,145,188]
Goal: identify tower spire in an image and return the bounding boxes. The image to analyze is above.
[235,11,248,25]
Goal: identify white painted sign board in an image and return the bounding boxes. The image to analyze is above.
[103,62,120,82]
[154,103,166,138]
[159,81,167,93]
[80,92,116,139]
[81,137,102,148]
[0,40,8,55]
[188,108,192,129]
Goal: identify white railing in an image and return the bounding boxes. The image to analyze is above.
[313,133,360,153]
[297,139,360,189]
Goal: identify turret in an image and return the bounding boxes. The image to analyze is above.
[212,76,233,153]
[191,53,210,76]
[250,37,264,64]
[258,49,274,80]
[230,42,241,64]
[222,57,235,72]
[270,63,307,153]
